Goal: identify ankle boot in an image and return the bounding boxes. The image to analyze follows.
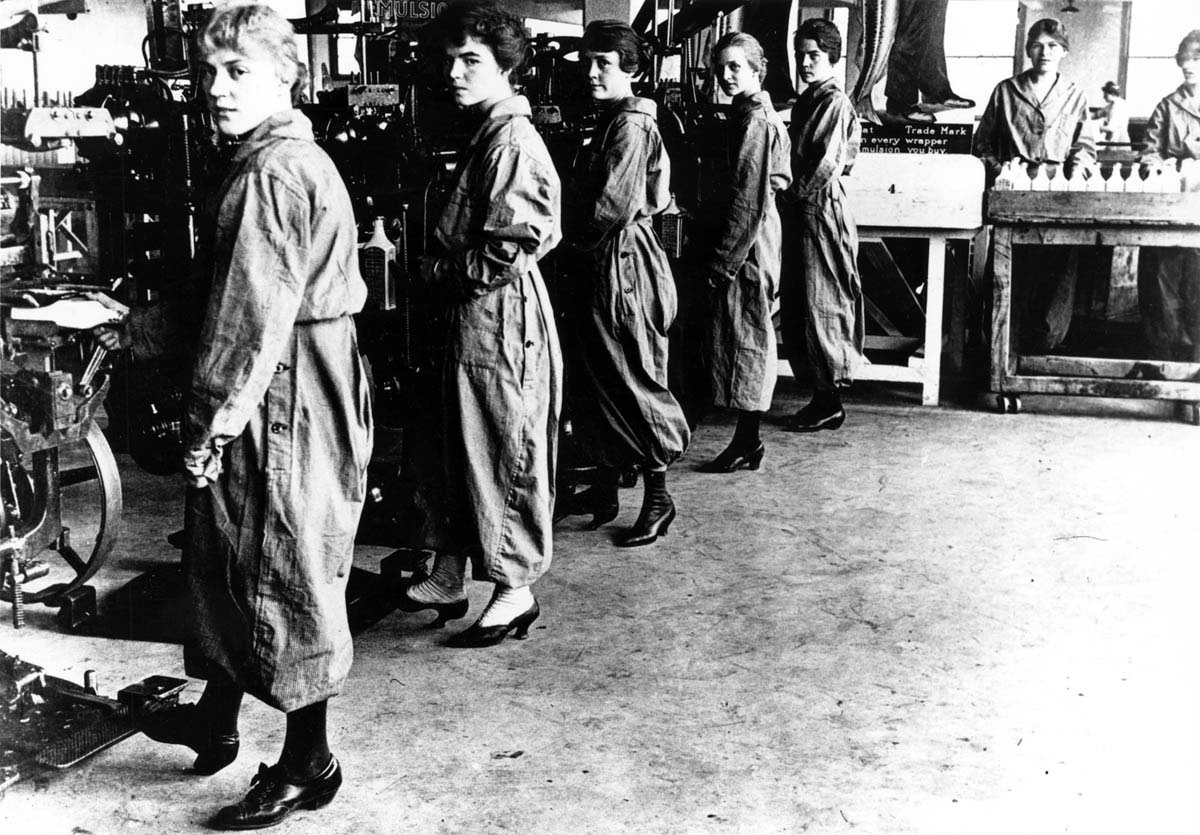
[617,470,675,547]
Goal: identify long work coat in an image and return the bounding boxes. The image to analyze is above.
[704,90,792,412]
[781,77,863,390]
[564,96,689,469]
[183,110,373,713]
[973,71,1096,352]
[431,96,562,588]
[1138,85,1200,361]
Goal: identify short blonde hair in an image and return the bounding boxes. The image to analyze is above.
[197,3,308,105]
[712,32,767,81]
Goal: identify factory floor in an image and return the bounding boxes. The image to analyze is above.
[2,379,1198,835]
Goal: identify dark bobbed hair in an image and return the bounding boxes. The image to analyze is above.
[427,0,527,75]
[1026,18,1069,52]
[1102,80,1120,96]
[711,31,767,81]
[795,18,842,64]
[1177,29,1200,63]
[197,3,308,106]
[582,19,648,74]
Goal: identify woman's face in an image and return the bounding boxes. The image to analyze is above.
[1027,33,1066,78]
[583,49,634,102]
[200,43,293,137]
[796,38,834,85]
[714,45,761,99]
[1179,53,1200,88]
[443,35,512,110]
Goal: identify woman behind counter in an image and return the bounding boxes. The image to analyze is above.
[780,18,863,434]
[1138,29,1200,362]
[698,32,792,473]
[400,0,562,646]
[96,4,373,829]
[557,20,689,545]
[972,18,1096,354]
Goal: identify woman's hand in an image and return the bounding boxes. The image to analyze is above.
[183,446,220,489]
[93,325,131,351]
[87,292,132,351]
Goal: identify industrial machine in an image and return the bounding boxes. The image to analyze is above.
[0,281,123,630]
[1,5,129,630]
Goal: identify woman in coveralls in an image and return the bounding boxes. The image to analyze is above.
[972,18,1097,354]
[100,4,373,829]
[1137,29,1200,362]
[779,18,862,434]
[400,0,562,647]
[697,31,792,473]
[556,20,690,546]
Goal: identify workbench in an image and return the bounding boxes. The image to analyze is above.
[844,153,985,405]
[985,189,1200,419]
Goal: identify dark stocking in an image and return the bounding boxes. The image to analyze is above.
[732,410,763,448]
[198,675,244,737]
[281,700,331,780]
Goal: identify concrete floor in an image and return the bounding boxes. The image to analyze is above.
[2,380,1198,834]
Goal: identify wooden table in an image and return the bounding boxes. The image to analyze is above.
[986,190,1200,418]
[844,154,985,405]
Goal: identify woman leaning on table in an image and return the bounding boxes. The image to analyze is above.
[555,19,690,546]
[399,0,562,647]
[97,4,372,829]
[696,31,792,473]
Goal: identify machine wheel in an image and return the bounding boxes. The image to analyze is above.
[1,423,122,605]
[994,394,1023,414]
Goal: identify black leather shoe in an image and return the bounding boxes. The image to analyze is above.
[134,702,239,776]
[616,497,676,547]
[697,442,765,473]
[553,484,619,529]
[396,584,469,628]
[783,404,846,433]
[212,757,342,831]
[446,600,540,648]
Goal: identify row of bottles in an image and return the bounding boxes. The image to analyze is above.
[993,157,1200,193]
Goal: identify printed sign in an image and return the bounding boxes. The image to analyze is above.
[368,0,447,24]
[861,123,974,155]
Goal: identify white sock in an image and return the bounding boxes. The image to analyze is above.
[406,553,467,604]
[477,584,534,628]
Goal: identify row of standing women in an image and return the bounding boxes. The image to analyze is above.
[552,18,864,530]
[91,2,865,829]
